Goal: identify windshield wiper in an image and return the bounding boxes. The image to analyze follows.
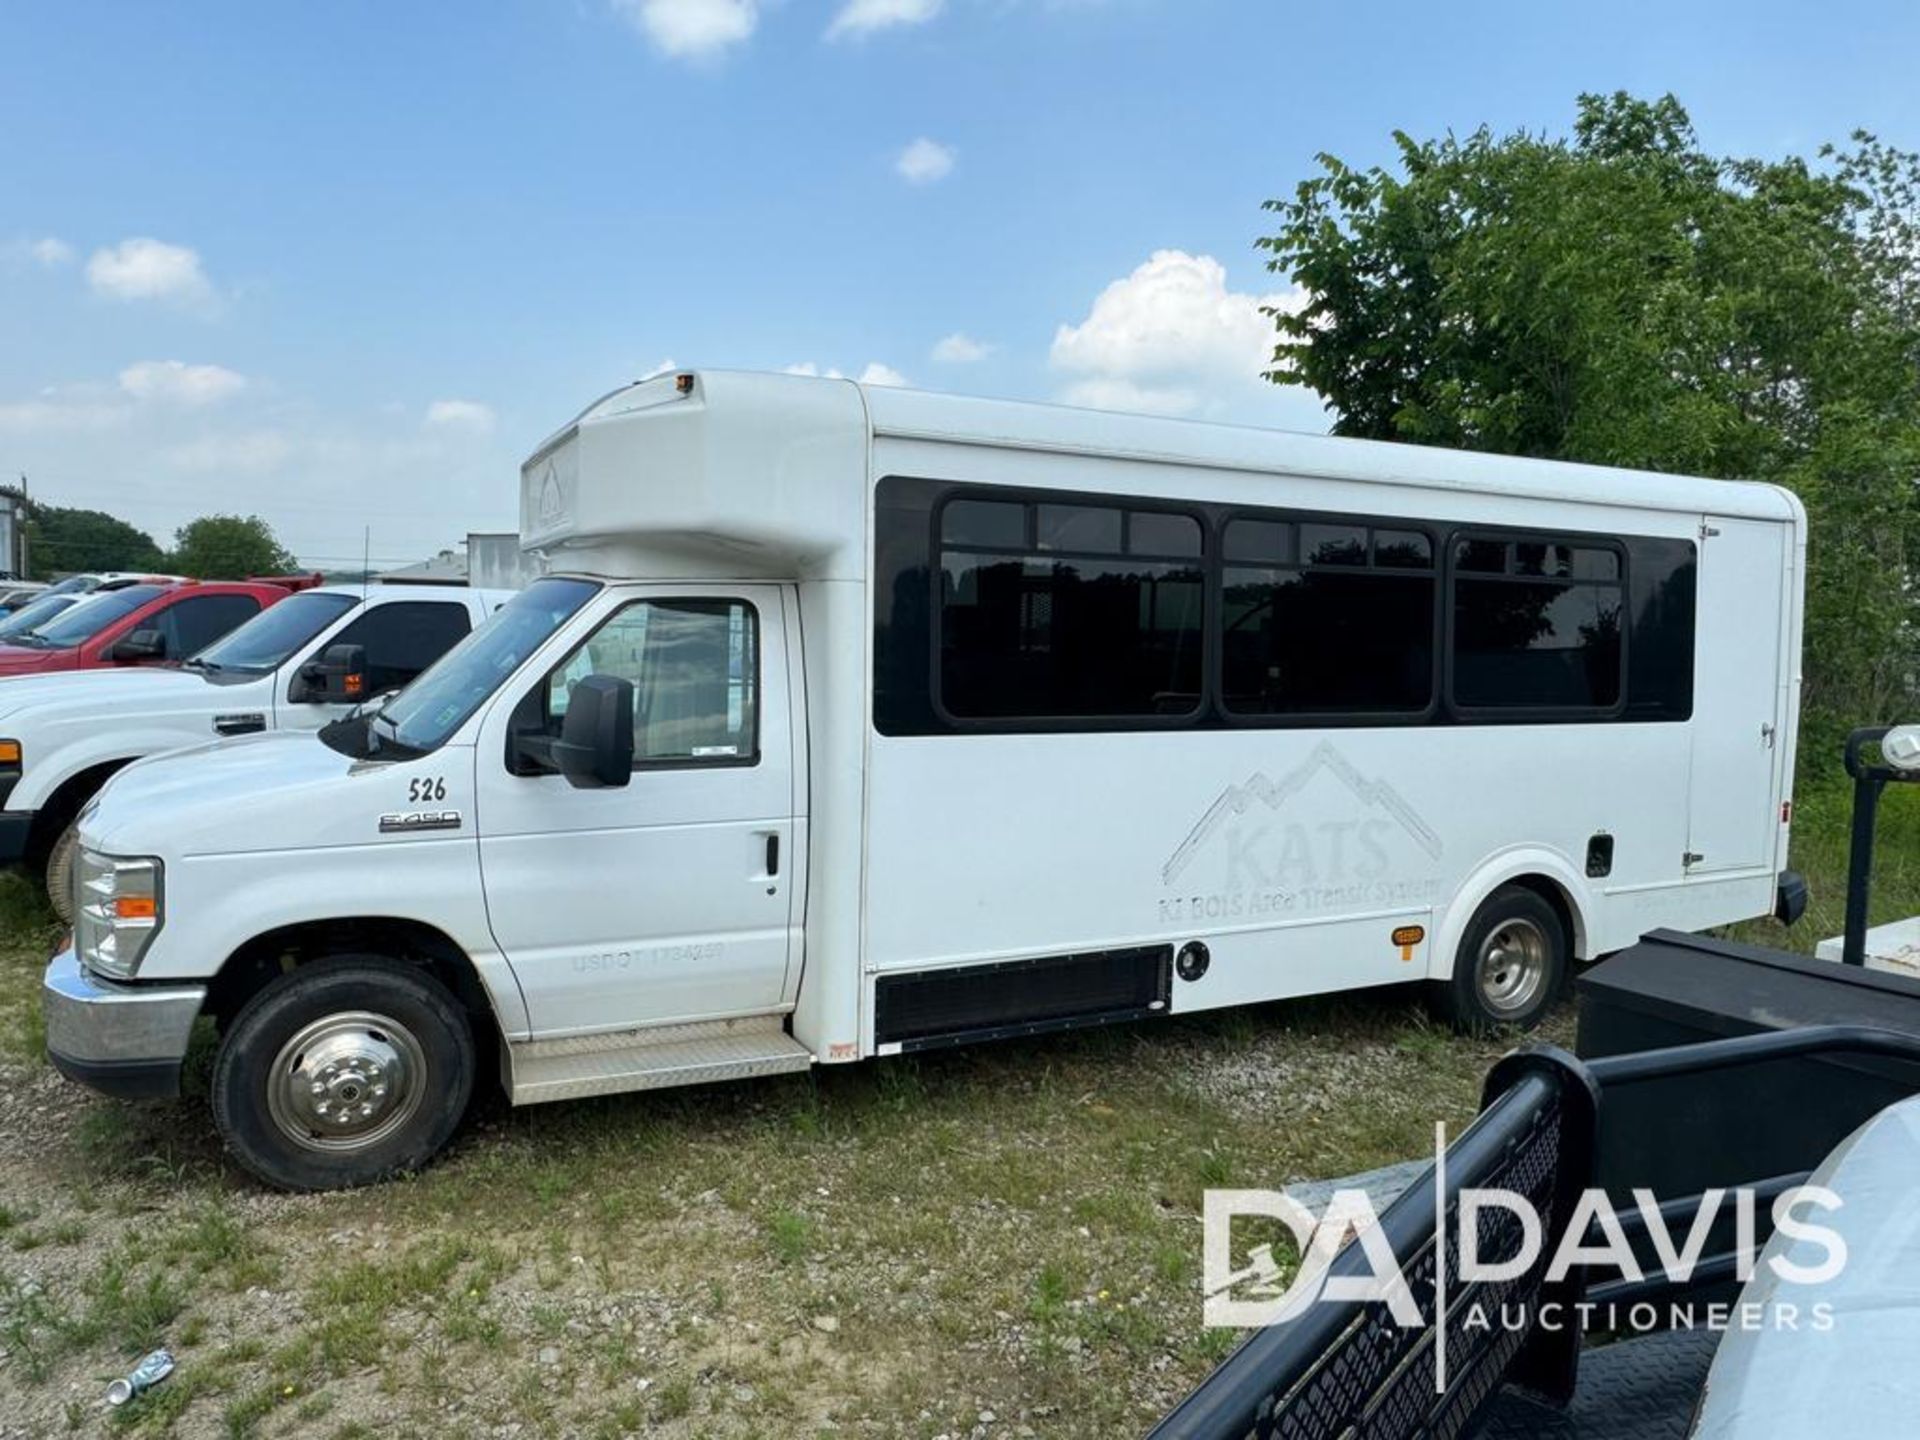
[367,710,424,760]
[182,657,223,674]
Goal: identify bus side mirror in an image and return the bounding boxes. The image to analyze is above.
[553,675,634,789]
[108,629,167,663]
[291,643,367,704]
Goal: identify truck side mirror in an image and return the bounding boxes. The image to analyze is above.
[552,675,634,789]
[291,643,368,704]
[108,629,167,663]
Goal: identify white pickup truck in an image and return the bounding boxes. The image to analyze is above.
[0,583,509,915]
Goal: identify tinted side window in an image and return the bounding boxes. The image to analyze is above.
[1624,537,1697,721]
[1221,518,1435,716]
[330,602,473,694]
[1450,537,1624,711]
[938,499,1204,720]
[163,594,263,658]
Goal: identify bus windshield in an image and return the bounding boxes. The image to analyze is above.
[367,578,599,756]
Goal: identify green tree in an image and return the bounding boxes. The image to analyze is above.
[25,504,166,579]
[168,514,300,579]
[1258,93,1920,761]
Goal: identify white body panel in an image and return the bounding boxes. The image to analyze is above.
[68,372,1805,1100]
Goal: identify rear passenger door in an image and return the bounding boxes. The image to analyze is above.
[1686,517,1786,876]
[275,600,474,728]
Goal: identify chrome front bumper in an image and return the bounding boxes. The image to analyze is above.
[42,946,205,1100]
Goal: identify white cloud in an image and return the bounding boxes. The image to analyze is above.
[118,360,247,407]
[28,237,74,268]
[424,399,497,433]
[1050,249,1311,419]
[85,237,213,304]
[164,430,295,475]
[827,0,942,40]
[0,390,130,435]
[612,0,756,58]
[931,332,991,363]
[784,361,908,386]
[895,137,955,185]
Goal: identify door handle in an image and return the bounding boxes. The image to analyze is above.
[765,833,780,877]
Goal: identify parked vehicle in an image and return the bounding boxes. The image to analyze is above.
[0,581,48,614]
[0,576,320,678]
[0,583,509,916]
[0,576,173,642]
[36,570,184,600]
[0,592,81,640]
[41,370,1807,1189]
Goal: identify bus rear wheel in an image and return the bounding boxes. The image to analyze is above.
[1431,885,1567,1035]
[211,956,475,1191]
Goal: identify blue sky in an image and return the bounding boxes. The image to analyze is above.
[4,0,1917,568]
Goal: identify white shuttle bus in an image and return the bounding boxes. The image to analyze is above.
[44,371,1805,1189]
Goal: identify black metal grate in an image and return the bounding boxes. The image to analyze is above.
[1151,1059,1590,1440]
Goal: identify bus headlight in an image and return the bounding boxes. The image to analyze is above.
[75,850,163,980]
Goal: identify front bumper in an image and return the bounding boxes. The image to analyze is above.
[42,946,204,1100]
[0,809,32,864]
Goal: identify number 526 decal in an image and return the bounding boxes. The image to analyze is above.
[408,776,448,803]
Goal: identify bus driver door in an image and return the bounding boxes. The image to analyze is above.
[476,586,801,1038]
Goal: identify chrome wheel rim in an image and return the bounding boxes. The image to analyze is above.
[266,1010,427,1153]
[1475,918,1550,1019]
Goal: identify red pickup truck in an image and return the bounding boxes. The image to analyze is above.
[0,576,323,677]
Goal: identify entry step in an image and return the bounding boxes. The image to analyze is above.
[507,1016,813,1105]
[1815,916,1920,978]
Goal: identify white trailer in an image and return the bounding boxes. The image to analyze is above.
[42,371,1805,1189]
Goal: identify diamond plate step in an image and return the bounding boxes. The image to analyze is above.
[507,1016,813,1105]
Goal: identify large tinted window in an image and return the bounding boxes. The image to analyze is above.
[938,498,1203,720]
[873,477,1702,735]
[1450,537,1625,711]
[329,601,474,695]
[1221,519,1435,716]
[1624,538,1697,721]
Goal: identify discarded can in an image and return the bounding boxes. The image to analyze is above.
[105,1349,175,1406]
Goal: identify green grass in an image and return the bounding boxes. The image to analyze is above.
[1725,777,1920,953]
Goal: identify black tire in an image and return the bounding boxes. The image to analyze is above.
[211,956,475,1192]
[44,818,79,924]
[1429,884,1568,1035]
